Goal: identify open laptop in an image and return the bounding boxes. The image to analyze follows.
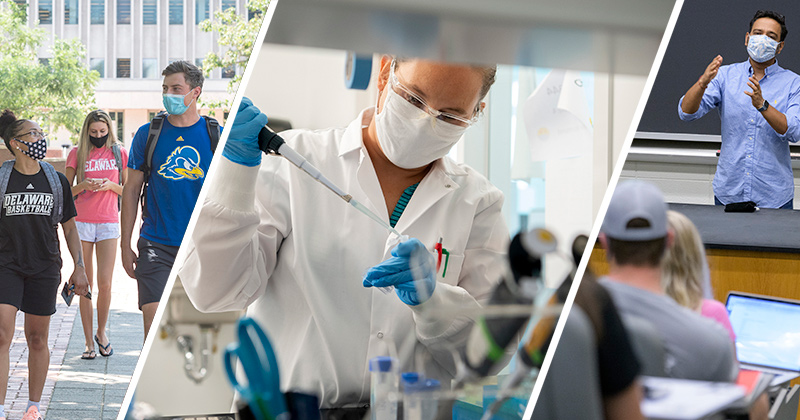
[726,292,800,387]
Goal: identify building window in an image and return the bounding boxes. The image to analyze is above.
[142,58,159,79]
[116,59,131,78]
[168,0,182,24]
[248,9,260,21]
[109,112,124,142]
[222,65,235,79]
[64,0,78,24]
[90,58,105,78]
[195,0,209,24]
[194,58,204,69]
[143,0,157,24]
[117,0,131,24]
[12,0,26,18]
[90,0,104,24]
[148,112,156,121]
[38,0,53,24]
[222,0,236,12]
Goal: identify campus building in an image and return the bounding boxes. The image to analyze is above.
[5,0,248,153]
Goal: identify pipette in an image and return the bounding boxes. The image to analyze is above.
[258,127,401,294]
[258,127,402,238]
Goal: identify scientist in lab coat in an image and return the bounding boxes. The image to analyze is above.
[179,56,509,407]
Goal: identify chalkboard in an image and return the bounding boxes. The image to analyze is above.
[638,1,800,136]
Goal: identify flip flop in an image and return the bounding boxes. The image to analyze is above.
[95,335,114,357]
[81,349,96,360]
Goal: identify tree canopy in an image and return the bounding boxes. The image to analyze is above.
[0,0,98,143]
[198,0,269,113]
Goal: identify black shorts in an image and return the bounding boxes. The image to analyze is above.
[135,237,179,309]
[0,263,61,316]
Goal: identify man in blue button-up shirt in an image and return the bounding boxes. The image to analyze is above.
[679,10,799,209]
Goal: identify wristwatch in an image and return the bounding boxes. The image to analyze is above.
[757,100,770,112]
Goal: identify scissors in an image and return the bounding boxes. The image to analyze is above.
[224,317,290,420]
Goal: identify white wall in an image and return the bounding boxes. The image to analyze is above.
[136,281,240,417]
[245,44,376,130]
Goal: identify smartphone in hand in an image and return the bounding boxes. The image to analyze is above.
[60,282,92,306]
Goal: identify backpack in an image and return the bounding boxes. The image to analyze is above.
[0,160,64,227]
[138,111,220,217]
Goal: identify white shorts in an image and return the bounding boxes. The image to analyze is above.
[76,221,120,243]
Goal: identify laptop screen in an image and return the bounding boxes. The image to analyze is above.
[726,293,800,372]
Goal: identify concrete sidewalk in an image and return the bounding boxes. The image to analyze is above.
[4,231,143,420]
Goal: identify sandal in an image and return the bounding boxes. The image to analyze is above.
[95,335,114,357]
[81,349,96,360]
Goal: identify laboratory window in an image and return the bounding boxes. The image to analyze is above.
[143,0,157,25]
[169,0,182,24]
[90,58,105,78]
[64,0,78,24]
[90,0,104,24]
[221,0,236,12]
[117,0,131,24]
[116,59,131,78]
[142,58,159,79]
[222,65,235,79]
[195,0,209,24]
[109,112,124,141]
[38,0,52,24]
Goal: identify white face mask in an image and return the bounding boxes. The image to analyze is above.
[747,34,780,63]
[375,87,467,169]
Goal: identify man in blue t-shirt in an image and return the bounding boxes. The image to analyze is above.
[121,60,218,337]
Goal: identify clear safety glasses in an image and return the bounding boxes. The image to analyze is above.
[389,59,480,128]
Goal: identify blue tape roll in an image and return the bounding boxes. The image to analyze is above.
[345,52,372,90]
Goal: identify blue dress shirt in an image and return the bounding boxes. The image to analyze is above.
[679,60,800,208]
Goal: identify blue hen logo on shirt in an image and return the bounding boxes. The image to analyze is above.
[158,146,206,180]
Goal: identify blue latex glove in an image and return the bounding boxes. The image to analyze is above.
[363,238,436,306]
[222,97,268,167]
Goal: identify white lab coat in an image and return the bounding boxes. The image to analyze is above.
[179,108,509,407]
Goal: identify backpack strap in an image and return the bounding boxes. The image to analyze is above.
[111,143,123,211]
[204,116,220,153]
[140,111,167,219]
[0,160,14,220]
[40,161,63,226]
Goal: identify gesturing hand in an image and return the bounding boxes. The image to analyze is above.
[745,75,766,109]
[699,55,723,89]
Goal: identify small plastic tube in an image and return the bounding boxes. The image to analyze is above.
[370,357,398,420]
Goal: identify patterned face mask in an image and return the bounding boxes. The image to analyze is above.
[747,34,779,63]
[15,137,47,161]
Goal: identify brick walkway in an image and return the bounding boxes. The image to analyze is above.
[3,230,143,420]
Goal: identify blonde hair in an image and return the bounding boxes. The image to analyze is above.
[661,210,706,311]
[75,110,119,183]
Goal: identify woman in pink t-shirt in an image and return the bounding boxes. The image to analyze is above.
[661,210,736,342]
[65,110,128,360]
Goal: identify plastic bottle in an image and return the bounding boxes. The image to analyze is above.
[370,357,398,420]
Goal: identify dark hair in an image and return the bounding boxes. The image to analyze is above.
[162,60,205,90]
[395,58,498,104]
[0,110,26,155]
[750,10,787,41]
[606,218,667,267]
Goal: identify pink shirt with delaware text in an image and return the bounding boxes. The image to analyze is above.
[66,145,128,223]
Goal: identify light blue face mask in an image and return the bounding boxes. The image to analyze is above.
[747,34,780,63]
[162,91,195,115]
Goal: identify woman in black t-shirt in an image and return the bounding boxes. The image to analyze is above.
[0,110,89,420]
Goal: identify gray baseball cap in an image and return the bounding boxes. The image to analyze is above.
[601,180,668,241]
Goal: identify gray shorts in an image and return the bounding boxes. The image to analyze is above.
[76,221,120,243]
[134,237,179,309]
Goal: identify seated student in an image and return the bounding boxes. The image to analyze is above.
[661,210,735,342]
[597,180,737,382]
